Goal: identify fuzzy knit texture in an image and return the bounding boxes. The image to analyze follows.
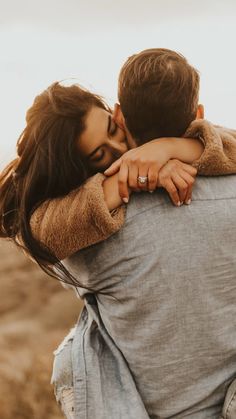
[30,173,125,261]
[185,119,236,174]
[30,120,236,261]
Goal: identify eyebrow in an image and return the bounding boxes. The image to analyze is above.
[88,114,111,158]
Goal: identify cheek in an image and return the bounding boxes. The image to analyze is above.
[89,153,118,173]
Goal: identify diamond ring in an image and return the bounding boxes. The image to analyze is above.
[138,176,148,184]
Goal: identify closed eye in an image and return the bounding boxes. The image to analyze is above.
[90,148,105,162]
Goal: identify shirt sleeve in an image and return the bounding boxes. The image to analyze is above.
[183,119,236,175]
[30,173,125,261]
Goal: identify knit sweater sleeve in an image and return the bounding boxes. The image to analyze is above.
[30,173,125,261]
[184,119,236,175]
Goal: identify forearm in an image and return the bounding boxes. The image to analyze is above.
[184,119,236,175]
[102,173,128,210]
[30,173,125,260]
[152,137,204,164]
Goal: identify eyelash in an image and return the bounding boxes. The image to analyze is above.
[91,149,105,163]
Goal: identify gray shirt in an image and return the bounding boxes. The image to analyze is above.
[65,175,236,418]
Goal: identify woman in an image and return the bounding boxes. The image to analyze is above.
[0,82,204,284]
[1,81,236,282]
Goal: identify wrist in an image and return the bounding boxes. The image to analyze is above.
[153,137,204,163]
[150,137,175,161]
[103,174,123,211]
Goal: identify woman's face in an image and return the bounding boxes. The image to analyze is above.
[77,106,129,173]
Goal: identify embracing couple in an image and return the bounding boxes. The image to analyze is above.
[1,48,236,418]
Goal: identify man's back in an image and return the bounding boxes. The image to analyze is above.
[68,175,236,418]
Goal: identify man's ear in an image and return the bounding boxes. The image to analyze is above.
[196,104,204,119]
[113,103,126,130]
[113,103,137,149]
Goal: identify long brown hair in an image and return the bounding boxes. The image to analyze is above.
[0,82,110,287]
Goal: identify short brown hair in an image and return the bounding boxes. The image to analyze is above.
[118,48,200,144]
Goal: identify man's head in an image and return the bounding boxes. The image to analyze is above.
[116,48,202,145]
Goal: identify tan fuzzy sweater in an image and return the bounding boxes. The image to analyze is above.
[30,173,125,260]
[30,120,236,260]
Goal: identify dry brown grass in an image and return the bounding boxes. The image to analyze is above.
[0,240,83,419]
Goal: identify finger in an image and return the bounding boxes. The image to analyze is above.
[162,179,181,206]
[177,171,195,204]
[137,164,149,191]
[104,157,122,176]
[176,162,197,177]
[171,174,188,203]
[147,166,158,191]
[118,162,130,202]
[178,171,196,184]
[128,163,139,191]
[125,159,139,191]
[184,184,193,205]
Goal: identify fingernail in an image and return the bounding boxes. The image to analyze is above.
[123,197,129,203]
[186,199,191,205]
[177,201,181,207]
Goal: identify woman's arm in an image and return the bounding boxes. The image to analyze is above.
[30,163,196,261]
[184,119,236,175]
[30,173,125,261]
[30,159,196,261]
[30,120,236,261]
[105,120,236,201]
[30,137,202,259]
[104,137,203,202]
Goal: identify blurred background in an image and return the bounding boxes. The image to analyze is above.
[0,0,236,417]
[1,0,236,169]
[0,240,82,418]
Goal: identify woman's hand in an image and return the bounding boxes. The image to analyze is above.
[104,138,173,200]
[158,159,197,206]
[103,160,196,208]
[104,137,202,203]
[104,155,197,207]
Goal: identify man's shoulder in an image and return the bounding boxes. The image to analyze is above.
[125,174,236,221]
[192,174,236,201]
[77,175,236,290]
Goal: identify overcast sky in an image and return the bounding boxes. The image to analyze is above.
[1,0,236,168]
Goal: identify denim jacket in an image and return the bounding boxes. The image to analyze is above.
[52,294,150,419]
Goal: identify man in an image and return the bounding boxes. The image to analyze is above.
[55,49,236,418]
